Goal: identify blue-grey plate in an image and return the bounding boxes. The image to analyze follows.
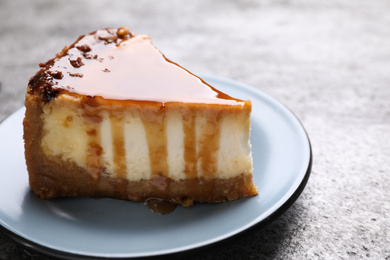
[0,75,312,259]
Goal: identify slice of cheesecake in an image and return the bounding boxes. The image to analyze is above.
[23,27,257,208]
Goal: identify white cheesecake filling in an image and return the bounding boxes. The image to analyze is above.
[40,96,253,181]
[41,101,88,168]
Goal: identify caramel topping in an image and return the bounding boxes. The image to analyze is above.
[111,116,127,179]
[83,98,103,181]
[140,109,169,178]
[29,27,245,106]
[183,109,198,178]
[198,112,221,177]
[116,26,131,38]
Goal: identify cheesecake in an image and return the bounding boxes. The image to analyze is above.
[23,27,257,208]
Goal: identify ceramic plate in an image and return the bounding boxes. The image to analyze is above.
[0,75,312,259]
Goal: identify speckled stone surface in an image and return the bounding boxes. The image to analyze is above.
[1,0,389,259]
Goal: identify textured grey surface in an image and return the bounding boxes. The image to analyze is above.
[1,0,389,259]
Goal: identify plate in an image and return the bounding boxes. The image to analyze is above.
[0,75,312,259]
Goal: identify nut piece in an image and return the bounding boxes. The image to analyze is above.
[117,26,130,38]
[69,57,84,68]
[76,44,92,52]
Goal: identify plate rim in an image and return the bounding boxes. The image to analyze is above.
[0,74,312,259]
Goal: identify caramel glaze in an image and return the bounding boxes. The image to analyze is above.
[28,27,244,105]
[111,115,127,179]
[183,108,197,179]
[28,27,252,209]
[82,98,103,183]
[140,108,169,179]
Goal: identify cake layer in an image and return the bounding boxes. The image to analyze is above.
[39,94,253,182]
[25,94,257,207]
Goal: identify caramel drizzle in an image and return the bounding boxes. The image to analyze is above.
[82,98,102,182]
[83,106,222,189]
[197,112,221,177]
[183,109,198,179]
[84,116,103,180]
[110,116,127,179]
[140,109,169,178]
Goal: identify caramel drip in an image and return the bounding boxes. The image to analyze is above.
[111,116,127,179]
[82,98,104,183]
[198,112,221,177]
[84,116,103,180]
[141,108,169,178]
[86,143,102,179]
[144,198,177,215]
[183,109,198,179]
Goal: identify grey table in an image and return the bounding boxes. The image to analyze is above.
[1,0,389,259]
